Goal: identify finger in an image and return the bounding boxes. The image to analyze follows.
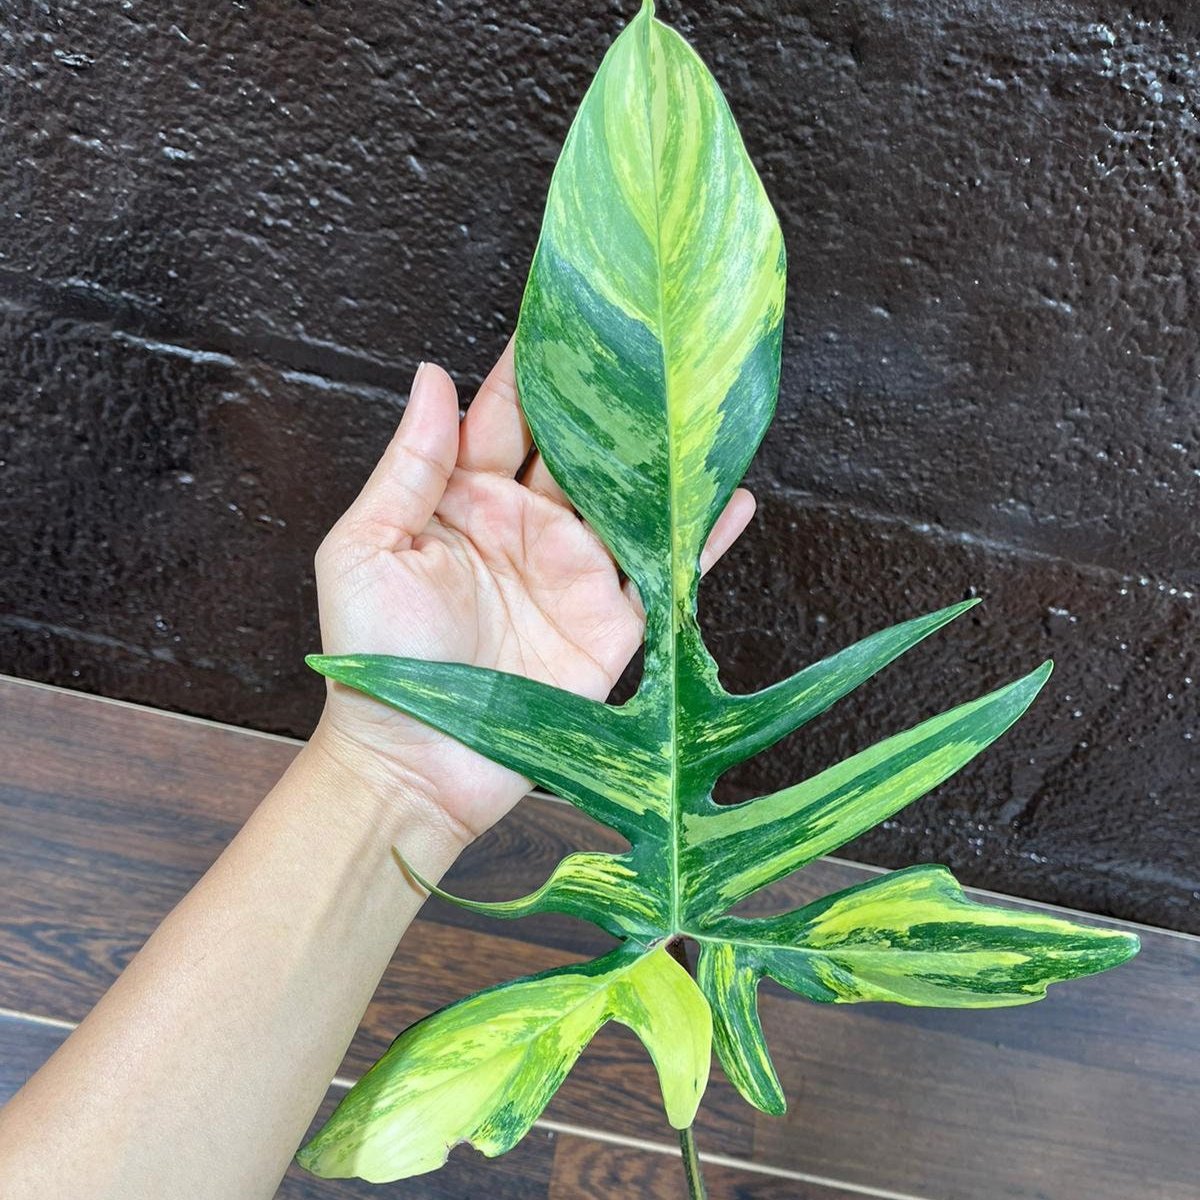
[335,362,459,548]
[700,488,756,576]
[520,450,574,509]
[457,337,532,475]
[622,577,646,623]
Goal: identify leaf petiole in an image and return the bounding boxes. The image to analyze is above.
[678,1124,708,1200]
[666,937,709,1198]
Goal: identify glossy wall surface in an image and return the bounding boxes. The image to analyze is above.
[2,1,1197,930]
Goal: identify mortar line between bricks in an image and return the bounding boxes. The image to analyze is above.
[0,267,417,401]
[0,614,273,690]
[766,487,1199,599]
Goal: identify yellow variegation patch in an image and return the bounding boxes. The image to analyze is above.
[298,944,710,1181]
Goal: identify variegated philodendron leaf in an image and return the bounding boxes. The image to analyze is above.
[301,0,1139,1182]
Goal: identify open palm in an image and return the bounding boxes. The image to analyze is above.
[314,342,754,841]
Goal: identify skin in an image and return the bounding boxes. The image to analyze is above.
[0,342,755,1200]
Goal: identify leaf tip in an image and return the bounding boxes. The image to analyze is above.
[755,1090,787,1117]
[1015,658,1054,699]
[1110,929,1141,964]
[294,1137,332,1177]
[305,653,372,682]
[917,596,982,635]
[391,845,434,896]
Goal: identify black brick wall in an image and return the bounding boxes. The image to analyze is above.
[3,1,1197,931]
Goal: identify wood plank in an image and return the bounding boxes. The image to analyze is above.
[547,1134,869,1199]
[2,677,1198,1198]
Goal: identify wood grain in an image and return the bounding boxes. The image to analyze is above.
[547,1135,865,1199]
[2,676,1198,1199]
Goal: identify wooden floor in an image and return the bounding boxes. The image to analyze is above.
[0,676,1196,1199]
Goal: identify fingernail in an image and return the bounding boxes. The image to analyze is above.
[395,362,428,435]
[410,361,427,399]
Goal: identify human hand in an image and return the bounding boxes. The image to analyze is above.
[310,340,756,845]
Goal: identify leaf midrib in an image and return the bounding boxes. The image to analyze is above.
[687,930,1010,958]
[687,930,1116,964]
[636,12,685,936]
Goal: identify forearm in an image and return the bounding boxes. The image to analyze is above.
[0,718,467,1200]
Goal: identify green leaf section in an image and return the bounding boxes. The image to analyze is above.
[697,598,981,773]
[305,655,660,836]
[698,866,1140,1113]
[681,662,1054,920]
[301,0,1140,1182]
[296,944,711,1181]
[515,0,785,614]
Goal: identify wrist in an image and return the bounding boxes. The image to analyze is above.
[299,715,475,875]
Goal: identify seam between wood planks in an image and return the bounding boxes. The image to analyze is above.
[0,1007,77,1032]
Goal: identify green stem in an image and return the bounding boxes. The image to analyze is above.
[666,937,708,1199]
[677,1123,708,1199]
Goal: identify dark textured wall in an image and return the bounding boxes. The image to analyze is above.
[2,1,1197,931]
